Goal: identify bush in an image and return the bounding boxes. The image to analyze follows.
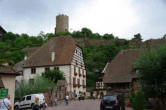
[129,91,145,110]
[15,76,56,98]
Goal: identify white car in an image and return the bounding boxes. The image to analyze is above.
[14,94,45,110]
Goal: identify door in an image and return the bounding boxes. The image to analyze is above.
[19,97,26,109]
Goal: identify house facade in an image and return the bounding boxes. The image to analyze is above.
[103,49,140,97]
[0,65,19,109]
[16,36,86,94]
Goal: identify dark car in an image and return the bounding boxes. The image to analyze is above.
[100,95,125,110]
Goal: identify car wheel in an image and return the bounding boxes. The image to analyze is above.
[14,105,19,110]
[31,103,34,109]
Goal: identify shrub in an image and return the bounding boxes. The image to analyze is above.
[15,76,56,98]
[129,91,145,110]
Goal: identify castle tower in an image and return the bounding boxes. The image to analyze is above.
[55,14,69,34]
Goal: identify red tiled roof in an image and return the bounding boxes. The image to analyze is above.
[24,36,76,67]
[103,49,140,84]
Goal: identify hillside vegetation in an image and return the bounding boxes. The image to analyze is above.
[0,28,143,87]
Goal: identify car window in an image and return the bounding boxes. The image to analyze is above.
[103,96,117,101]
[21,97,25,101]
[26,96,31,100]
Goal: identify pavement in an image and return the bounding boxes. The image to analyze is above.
[46,99,133,110]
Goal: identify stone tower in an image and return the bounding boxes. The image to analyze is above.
[55,14,69,34]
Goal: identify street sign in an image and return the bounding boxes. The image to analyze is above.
[0,88,8,99]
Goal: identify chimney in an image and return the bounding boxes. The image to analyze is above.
[51,52,55,62]
[24,55,28,60]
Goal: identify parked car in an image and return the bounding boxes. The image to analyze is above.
[14,93,45,110]
[100,95,125,110]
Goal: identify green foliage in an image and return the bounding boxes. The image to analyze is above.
[42,69,65,83]
[0,32,45,64]
[129,91,145,110]
[15,76,56,98]
[135,45,166,109]
[55,32,71,37]
[86,71,98,87]
[132,33,142,41]
[102,33,115,40]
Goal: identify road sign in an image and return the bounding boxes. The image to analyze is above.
[0,88,8,99]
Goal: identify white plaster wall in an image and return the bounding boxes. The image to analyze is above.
[1,75,16,110]
[70,46,87,94]
[59,65,70,91]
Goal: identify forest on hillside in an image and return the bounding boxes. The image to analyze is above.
[0,28,143,87]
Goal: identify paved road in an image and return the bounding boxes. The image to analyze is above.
[46,100,133,110]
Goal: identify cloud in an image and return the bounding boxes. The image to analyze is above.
[0,0,166,40]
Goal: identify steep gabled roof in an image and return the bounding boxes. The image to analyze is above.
[103,49,140,84]
[0,65,19,75]
[0,26,7,33]
[23,47,40,57]
[24,36,76,67]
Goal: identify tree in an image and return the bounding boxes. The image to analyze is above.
[132,33,142,41]
[135,45,166,109]
[42,69,65,83]
[103,33,115,40]
[162,34,166,39]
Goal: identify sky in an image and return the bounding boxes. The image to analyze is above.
[0,0,166,40]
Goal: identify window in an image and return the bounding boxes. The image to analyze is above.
[21,97,25,101]
[26,96,31,100]
[75,60,78,65]
[74,66,76,73]
[77,79,80,85]
[31,68,36,74]
[45,67,50,71]
[54,67,59,70]
[82,80,85,85]
[73,78,75,84]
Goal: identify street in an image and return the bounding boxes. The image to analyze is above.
[46,100,133,110]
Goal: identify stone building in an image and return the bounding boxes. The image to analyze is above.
[103,49,140,97]
[16,36,86,95]
[55,14,69,34]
